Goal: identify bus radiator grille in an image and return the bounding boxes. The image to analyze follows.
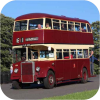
[22,63,33,75]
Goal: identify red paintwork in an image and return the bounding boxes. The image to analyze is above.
[13,30,94,46]
[11,59,91,83]
[44,30,93,44]
[13,30,43,46]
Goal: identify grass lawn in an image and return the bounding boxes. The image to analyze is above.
[43,89,98,99]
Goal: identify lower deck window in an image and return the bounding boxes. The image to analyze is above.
[56,49,62,59]
[40,50,54,58]
[71,49,76,58]
[83,49,88,58]
[63,49,69,59]
[77,49,83,58]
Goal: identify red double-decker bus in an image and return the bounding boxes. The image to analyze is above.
[11,13,94,89]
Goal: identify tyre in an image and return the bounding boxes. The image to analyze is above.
[43,70,55,89]
[81,68,88,83]
[12,81,22,89]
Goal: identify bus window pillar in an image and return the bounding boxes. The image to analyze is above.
[54,49,56,60]
[31,51,33,59]
[88,48,89,58]
[27,20,29,30]
[13,21,15,32]
[82,49,84,58]
[26,47,28,61]
[69,49,71,59]
[62,49,63,59]
[38,49,40,60]
[51,19,53,29]
[60,20,61,30]
[43,18,45,29]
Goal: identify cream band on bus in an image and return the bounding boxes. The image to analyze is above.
[12,44,94,63]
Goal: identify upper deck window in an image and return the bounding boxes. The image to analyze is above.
[29,19,43,30]
[45,18,52,29]
[61,21,67,30]
[53,19,60,30]
[87,24,91,32]
[81,23,87,32]
[75,22,80,31]
[14,20,27,31]
[68,21,74,31]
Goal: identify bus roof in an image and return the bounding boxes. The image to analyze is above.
[15,13,89,23]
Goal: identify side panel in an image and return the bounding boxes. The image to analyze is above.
[54,59,90,81]
[11,62,21,80]
[70,60,78,79]
[55,60,78,81]
[77,59,91,78]
[44,30,94,44]
[55,60,64,81]
[11,59,90,83]
[35,61,55,78]
[13,30,44,46]
[13,30,94,46]
[63,60,71,80]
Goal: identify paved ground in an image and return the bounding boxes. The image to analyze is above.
[1,75,99,99]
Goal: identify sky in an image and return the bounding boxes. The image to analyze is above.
[1,0,100,24]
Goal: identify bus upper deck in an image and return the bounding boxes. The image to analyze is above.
[13,13,94,46]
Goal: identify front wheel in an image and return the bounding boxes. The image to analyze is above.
[12,80,22,89]
[81,68,88,83]
[43,71,55,89]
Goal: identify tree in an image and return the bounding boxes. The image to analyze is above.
[91,21,100,74]
[0,14,14,71]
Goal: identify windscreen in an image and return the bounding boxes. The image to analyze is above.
[12,48,26,63]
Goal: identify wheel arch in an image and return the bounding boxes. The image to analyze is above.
[47,68,55,75]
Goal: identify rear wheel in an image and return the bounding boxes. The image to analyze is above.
[43,71,55,89]
[81,68,88,83]
[12,80,22,89]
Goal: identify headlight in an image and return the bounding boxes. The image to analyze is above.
[14,68,18,73]
[36,67,40,72]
